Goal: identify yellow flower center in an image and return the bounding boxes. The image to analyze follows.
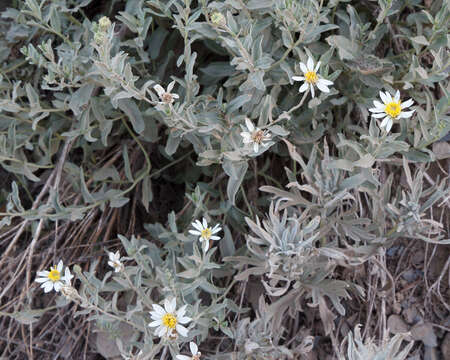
[162,313,177,329]
[305,71,318,84]
[385,101,401,118]
[201,228,212,240]
[48,267,61,282]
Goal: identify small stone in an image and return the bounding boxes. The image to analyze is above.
[388,314,410,335]
[411,322,437,347]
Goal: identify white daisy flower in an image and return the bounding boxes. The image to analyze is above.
[176,342,201,360]
[35,260,74,293]
[154,80,179,105]
[188,218,222,252]
[149,298,191,338]
[240,118,271,153]
[292,56,334,98]
[369,90,415,133]
[107,251,124,273]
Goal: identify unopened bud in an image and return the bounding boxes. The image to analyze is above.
[98,16,112,32]
[211,12,226,26]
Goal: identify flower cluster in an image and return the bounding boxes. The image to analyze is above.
[107,250,124,272]
[35,260,73,293]
[369,90,415,133]
[149,298,191,338]
[240,118,272,154]
[292,56,334,97]
[34,218,222,357]
[289,56,415,133]
[154,81,179,105]
[189,218,222,252]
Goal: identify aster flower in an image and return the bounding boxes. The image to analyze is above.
[35,260,74,293]
[107,251,124,272]
[154,81,179,105]
[149,298,191,338]
[369,90,415,133]
[189,218,222,252]
[240,118,271,153]
[292,56,334,98]
[176,342,201,360]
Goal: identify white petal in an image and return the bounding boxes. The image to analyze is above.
[149,320,163,327]
[167,298,176,313]
[37,270,49,277]
[299,82,309,93]
[63,269,73,283]
[211,226,221,234]
[385,119,393,133]
[386,92,393,102]
[203,240,210,252]
[35,277,48,283]
[399,110,415,118]
[157,326,166,337]
[292,76,304,81]
[316,81,330,93]
[150,311,164,320]
[307,57,314,71]
[43,281,53,293]
[178,316,191,324]
[172,94,179,99]
[401,99,414,108]
[369,107,384,113]
[57,260,63,272]
[245,118,254,132]
[54,282,62,292]
[310,85,315,98]
[167,80,175,92]
[176,324,189,337]
[152,304,166,316]
[193,221,204,232]
[315,61,321,72]
[373,100,384,108]
[154,84,165,97]
[299,62,308,73]
[379,91,389,104]
[380,117,390,129]
[189,230,202,236]
[176,305,187,318]
[253,143,259,153]
[210,236,221,241]
[372,112,388,118]
[394,90,400,101]
[190,342,198,355]
[176,356,191,360]
[319,78,333,86]
[202,218,208,228]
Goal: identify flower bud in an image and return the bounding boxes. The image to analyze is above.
[211,12,226,26]
[98,16,112,32]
